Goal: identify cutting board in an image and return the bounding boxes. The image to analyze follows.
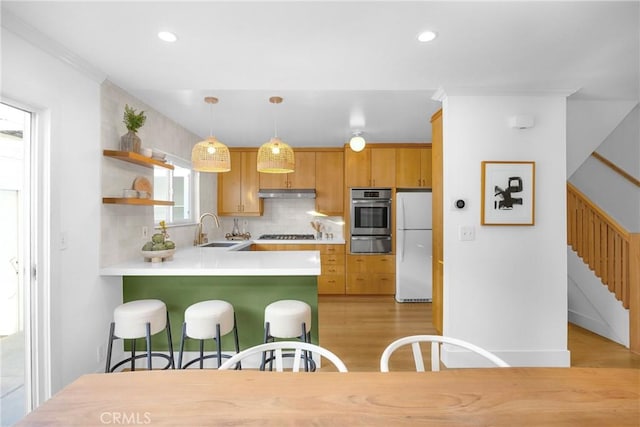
[132,176,152,196]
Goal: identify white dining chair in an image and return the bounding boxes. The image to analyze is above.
[218,341,348,372]
[380,335,509,372]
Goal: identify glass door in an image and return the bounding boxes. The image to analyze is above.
[0,102,32,425]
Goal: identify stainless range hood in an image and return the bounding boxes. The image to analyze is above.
[257,189,316,199]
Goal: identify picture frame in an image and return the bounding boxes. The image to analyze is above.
[481,161,535,226]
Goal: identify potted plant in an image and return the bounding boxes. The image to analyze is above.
[120,104,146,153]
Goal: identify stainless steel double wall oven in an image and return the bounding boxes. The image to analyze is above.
[349,188,392,254]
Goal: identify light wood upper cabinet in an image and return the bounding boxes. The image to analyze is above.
[345,147,395,188]
[259,151,316,189]
[218,150,263,216]
[395,147,432,188]
[315,151,344,215]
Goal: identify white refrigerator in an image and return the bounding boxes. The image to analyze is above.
[395,191,432,302]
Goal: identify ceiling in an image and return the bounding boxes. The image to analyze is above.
[2,1,639,148]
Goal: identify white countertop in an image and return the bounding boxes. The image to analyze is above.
[100,244,321,277]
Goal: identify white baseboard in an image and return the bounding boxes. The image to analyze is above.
[442,348,571,368]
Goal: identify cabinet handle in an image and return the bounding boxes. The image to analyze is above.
[328,269,336,273]
[328,280,336,284]
[356,259,364,262]
[356,278,365,282]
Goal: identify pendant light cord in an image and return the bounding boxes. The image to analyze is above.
[272,102,278,139]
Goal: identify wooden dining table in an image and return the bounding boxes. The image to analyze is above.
[17,367,639,426]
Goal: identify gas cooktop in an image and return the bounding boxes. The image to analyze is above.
[258,234,316,240]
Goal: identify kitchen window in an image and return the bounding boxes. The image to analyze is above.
[153,154,195,225]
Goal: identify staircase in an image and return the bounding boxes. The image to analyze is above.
[567,182,640,352]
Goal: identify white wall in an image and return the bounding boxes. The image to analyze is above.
[597,104,640,178]
[100,81,206,266]
[2,28,115,394]
[569,105,640,232]
[441,94,570,367]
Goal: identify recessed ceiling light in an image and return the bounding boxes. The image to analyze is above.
[418,31,437,43]
[158,31,177,43]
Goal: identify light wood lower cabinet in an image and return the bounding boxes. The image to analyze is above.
[318,245,345,295]
[346,254,395,295]
[252,244,346,295]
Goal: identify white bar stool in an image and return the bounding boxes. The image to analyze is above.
[262,299,313,371]
[105,299,175,373]
[178,300,241,369]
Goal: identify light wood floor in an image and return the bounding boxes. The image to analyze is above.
[318,295,640,372]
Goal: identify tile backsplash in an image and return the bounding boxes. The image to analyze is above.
[206,198,344,241]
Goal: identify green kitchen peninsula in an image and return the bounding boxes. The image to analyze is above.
[100,246,321,352]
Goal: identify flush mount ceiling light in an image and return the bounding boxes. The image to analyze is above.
[191,97,231,173]
[349,131,366,152]
[417,31,437,43]
[157,31,177,42]
[257,96,295,174]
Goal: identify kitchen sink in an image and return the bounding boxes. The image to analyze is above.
[200,242,239,248]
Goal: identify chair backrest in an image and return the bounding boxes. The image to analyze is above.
[218,341,348,372]
[380,335,509,372]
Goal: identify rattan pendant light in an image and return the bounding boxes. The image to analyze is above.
[257,96,294,173]
[191,97,231,173]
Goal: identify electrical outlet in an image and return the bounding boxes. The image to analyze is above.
[142,226,149,239]
[458,225,475,241]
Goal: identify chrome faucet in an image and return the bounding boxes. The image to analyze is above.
[194,212,221,246]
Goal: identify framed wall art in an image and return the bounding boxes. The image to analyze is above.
[481,161,535,226]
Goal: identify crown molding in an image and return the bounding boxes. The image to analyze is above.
[2,9,106,83]
[432,86,578,101]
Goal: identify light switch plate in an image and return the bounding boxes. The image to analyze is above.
[458,225,475,241]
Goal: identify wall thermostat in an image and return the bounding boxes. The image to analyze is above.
[451,198,467,210]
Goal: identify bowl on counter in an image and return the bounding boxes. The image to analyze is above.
[141,248,175,263]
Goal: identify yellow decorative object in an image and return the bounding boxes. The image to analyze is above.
[192,96,231,173]
[257,137,295,173]
[192,136,231,172]
[257,96,294,174]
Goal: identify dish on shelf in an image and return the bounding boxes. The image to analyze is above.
[137,191,150,199]
[151,151,166,161]
[122,189,138,198]
[141,148,153,157]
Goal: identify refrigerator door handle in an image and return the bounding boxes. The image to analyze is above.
[398,230,404,262]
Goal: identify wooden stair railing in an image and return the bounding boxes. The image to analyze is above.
[567,182,640,353]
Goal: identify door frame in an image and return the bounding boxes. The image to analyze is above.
[2,97,52,411]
